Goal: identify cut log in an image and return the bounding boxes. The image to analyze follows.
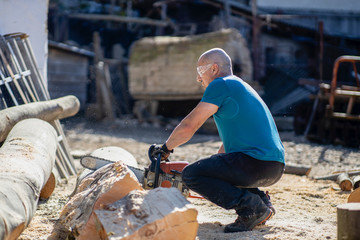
[348,188,360,203]
[284,164,311,176]
[94,188,198,240]
[337,202,360,240]
[0,119,57,240]
[353,175,360,190]
[0,95,80,142]
[49,161,143,240]
[71,146,141,197]
[337,173,353,191]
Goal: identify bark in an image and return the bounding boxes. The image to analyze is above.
[94,188,198,240]
[0,95,80,142]
[337,203,360,240]
[49,160,142,240]
[0,119,57,240]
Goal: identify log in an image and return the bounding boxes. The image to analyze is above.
[49,161,143,240]
[94,188,198,240]
[0,95,80,142]
[284,164,311,176]
[353,175,360,190]
[0,119,57,240]
[315,170,360,181]
[337,202,360,240]
[337,173,353,191]
[348,188,360,203]
[70,146,140,197]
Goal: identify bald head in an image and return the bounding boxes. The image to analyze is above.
[198,48,233,76]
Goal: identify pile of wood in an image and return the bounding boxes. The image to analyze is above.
[50,146,199,240]
[0,96,80,240]
[128,28,256,101]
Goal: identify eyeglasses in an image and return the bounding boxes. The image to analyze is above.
[196,63,213,77]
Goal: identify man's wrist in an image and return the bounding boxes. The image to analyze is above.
[161,143,173,153]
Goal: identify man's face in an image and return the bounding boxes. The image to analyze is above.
[196,62,214,89]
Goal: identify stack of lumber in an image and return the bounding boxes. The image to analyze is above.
[128,28,256,101]
[50,147,199,240]
[0,96,80,239]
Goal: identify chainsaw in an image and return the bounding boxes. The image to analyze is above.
[80,144,191,197]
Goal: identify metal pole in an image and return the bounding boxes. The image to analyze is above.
[0,47,28,104]
[5,39,36,102]
[319,21,324,81]
[252,0,260,82]
[6,38,39,101]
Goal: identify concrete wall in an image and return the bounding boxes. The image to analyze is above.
[0,0,49,83]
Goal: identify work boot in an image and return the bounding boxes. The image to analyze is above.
[262,191,276,215]
[248,189,276,216]
[224,207,273,233]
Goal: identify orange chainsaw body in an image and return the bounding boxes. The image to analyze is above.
[160,161,189,174]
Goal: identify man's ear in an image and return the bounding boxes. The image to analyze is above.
[213,63,220,75]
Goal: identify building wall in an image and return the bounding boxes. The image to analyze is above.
[0,0,49,83]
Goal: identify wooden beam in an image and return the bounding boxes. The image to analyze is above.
[69,13,169,27]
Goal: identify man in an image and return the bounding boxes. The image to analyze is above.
[154,48,285,233]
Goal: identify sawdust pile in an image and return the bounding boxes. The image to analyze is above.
[18,116,359,240]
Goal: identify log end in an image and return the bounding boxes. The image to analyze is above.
[340,180,353,191]
[40,172,56,199]
[348,188,360,203]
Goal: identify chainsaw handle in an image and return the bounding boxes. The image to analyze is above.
[154,152,161,188]
[148,144,158,171]
[148,144,162,188]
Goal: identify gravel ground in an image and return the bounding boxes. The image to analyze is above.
[17,116,360,240]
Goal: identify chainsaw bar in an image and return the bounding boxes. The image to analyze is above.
[80,155,145,184]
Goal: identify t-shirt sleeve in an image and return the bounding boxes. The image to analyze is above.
[201,79,227,107]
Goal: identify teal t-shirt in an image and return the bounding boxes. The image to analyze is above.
[201,75,285,163]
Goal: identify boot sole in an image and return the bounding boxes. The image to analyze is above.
[249,208,273,230]
[259,207,275,225]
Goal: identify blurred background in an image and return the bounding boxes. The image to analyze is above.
[1,0,360,146]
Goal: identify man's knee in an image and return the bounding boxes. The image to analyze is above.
[181,164,196,186]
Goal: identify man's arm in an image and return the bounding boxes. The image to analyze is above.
[165,102,218,150]
[218,143,225,154]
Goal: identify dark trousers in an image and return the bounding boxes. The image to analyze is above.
[182,152,284,215]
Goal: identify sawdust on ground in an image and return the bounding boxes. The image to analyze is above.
[18,116,359,240]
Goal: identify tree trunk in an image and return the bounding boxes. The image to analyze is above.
[0,95,80,142]
[49,160,143,240]
[94,188,198,240]
[337,202,360,240]
[0,119,57,240]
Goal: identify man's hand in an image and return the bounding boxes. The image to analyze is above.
[150,143,173,161]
